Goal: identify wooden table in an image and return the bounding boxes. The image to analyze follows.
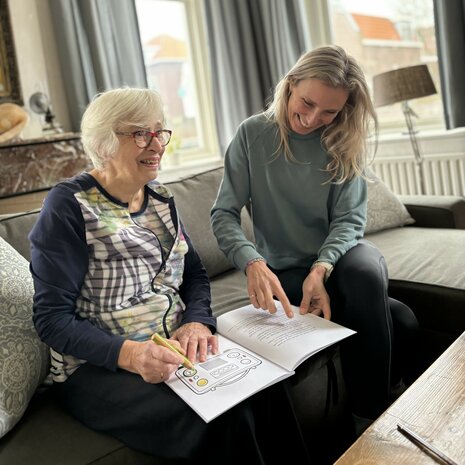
[334,331,465,465]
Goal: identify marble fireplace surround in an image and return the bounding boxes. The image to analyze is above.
[0,132,92,198]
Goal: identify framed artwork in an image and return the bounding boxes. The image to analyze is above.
[0,0,22,105]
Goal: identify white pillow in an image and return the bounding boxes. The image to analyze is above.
[0,236,49,438]
[365,171,415,234]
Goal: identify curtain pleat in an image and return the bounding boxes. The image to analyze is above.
[49,0,147,131]
[434,0,465,129]
[204,0,307,153]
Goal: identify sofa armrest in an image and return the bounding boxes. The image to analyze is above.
[399,195,465,229]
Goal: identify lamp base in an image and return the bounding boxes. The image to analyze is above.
[402,101,426,195]
[42,123,64,135]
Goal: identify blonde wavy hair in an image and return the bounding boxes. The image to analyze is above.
[81,87,165,170]
[265,45,378,183]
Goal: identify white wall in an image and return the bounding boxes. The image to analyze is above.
[8,0,70,138]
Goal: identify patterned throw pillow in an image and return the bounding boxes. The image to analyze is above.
[0,237,49,438]
[365,171,415,234]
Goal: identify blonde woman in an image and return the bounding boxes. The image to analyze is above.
[211,45,418,424]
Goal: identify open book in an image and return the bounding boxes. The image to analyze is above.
[165,302,356,422]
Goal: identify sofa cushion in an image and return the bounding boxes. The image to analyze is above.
[0,236,49,438]
[368,227,465,290]
[0,389,171,465]
[210,269,249,317]
[165,167,254,279]
[365,172,414,234]
[0,210,40,262]
[366,227,465,336]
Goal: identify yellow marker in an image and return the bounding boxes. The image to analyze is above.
[151,333,194,369]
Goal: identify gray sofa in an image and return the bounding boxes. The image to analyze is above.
[0,166,464,465]
[367,193,465,366]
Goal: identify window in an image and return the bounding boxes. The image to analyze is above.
[134,0,219,171]
[134,0,444,167]
[327,0,444,133]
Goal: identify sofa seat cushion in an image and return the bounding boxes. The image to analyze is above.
[367,227,465,337]
[367,227,465,290]
[0,389,176,465]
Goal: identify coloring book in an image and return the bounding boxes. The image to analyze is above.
[165,302,356,422]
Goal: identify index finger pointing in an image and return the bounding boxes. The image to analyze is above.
[275,291,294,318]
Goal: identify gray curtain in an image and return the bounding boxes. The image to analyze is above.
[204,0,306,153]
[49,0,148,131]
[434,0,465,128]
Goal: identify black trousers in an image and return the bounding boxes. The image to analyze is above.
[55,362,312,465]
[273,240,419,419]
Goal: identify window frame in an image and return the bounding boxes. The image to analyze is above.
[136,0,221,174]
[178,0,219,164]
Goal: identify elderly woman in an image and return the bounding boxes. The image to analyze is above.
[29,88,311,464]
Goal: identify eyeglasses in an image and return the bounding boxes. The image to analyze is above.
[116,129,172,148]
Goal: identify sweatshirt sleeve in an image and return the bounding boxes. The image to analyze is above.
[210,124,263,272]
[178,223,217,332]
[317,175,367,265]
[29,186,125,371]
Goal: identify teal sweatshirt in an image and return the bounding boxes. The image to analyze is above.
[211,113,367,272]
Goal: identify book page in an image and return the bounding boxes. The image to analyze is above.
[165,334,293,423]
[217,302,356,371]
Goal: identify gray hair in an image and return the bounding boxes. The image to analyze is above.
[80,88,165,170]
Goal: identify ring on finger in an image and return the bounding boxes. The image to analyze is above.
[249,293,256,298]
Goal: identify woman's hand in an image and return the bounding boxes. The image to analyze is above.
[299,266,331,319]
[172,322,218,364]
[246,260,294,318]
[118,339,186,384]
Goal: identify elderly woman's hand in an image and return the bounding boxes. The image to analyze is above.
[172,322,218,363]
[118,339,186,384]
